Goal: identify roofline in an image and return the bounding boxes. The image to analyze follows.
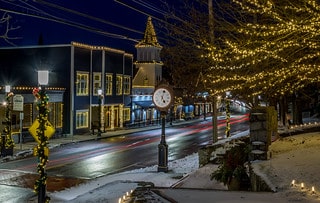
[72,41,133,57]
[0,42,134,58]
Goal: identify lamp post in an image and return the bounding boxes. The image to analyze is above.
[203,93,207,121]
[158,111,168,172]
[225,91,231,138]
[35,70,50,203]
[97,89,103,138]
[1,85,14,157]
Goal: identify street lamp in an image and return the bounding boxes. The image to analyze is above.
[35,70,50,203]
[203,93,207,121]
[38,71,49,85]
[97,89,103,138]
[1,85,14,157]
[225,91,231,138]
[5,85,10,93]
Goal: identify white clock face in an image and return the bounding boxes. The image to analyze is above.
[153,88,172,108]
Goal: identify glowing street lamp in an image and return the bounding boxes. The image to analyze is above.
[5,85,10,93]
[38,70,49,86]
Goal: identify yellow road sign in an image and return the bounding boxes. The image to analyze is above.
[28,120,55,143]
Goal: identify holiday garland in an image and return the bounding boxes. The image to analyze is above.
[4,92,14,149]
[225,99,231,138]
[32,87,50,202]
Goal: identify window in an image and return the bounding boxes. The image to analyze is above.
[76,110,89,129]
[93,72,102,95]
[56,103,63,128]
[48,102,63,128]
[106,74,112,95]
[77,72,89,96]
[116,74,122,95]
[23,104,33,127]
[123,75,131,95]
[123,108,130,121]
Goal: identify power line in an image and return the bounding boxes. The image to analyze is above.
[34,0,144,35]
[0,7,139,42]
[0,0,142,42]
[114,0,167,24]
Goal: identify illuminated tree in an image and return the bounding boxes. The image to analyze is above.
[203,0,320,104]
[161,0,254,104]
[163,0,320,124]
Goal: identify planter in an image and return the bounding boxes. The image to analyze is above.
[1,147,13,157]
[227,176,250,191]
[228,178,241,190]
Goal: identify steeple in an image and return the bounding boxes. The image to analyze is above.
[136,17,161,48]
[133,16,163,89]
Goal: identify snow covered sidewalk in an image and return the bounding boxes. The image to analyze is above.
[41,132,320,203]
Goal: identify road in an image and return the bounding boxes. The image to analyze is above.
[0,114,249,200]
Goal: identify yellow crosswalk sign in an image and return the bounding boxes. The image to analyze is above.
[28,120,56,143]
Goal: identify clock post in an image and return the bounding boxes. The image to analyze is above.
[152,83,174,173]
[158,111,168,172]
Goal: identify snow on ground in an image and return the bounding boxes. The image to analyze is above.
[49,153,199,202]
[36,122,320,203]
[252,132,320,202]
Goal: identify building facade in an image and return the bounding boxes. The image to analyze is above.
[0,42,133,140]
[131,17,163,125]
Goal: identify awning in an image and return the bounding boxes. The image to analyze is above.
[133,101,153,108]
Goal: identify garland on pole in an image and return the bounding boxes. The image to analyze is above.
[33,87,50,202]
[225,99,231,138]
[4,92,14,149]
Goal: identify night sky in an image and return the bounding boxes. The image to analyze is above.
[0,0,171,54]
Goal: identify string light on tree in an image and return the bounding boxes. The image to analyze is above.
[202,0,320,101]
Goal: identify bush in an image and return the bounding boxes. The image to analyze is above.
[210,141,250,190]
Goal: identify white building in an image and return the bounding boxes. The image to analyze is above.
[131,17,163,125]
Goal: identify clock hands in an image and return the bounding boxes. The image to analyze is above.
[153,86,173,109]
[161,95,166,104]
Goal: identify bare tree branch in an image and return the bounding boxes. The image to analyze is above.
[0,12,21,46]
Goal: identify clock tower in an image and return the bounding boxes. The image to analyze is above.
[131,16,164,124]
[132,16,163,94]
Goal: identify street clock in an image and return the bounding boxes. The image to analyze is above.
[152,84,174,112]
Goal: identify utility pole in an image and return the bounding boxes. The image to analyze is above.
[208,0,218,143]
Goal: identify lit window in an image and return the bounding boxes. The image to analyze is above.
[93,72,102,95]
[116,74,123,95]
[77,72,89,96]
[106,74,112,95]
[76,110,89,129]
[123,108,130,121]
[123,75,131,95]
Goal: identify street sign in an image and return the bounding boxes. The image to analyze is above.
[13,95,24,111]
[28,120,55,143]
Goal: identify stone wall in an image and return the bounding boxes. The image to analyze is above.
[249,107,277,161]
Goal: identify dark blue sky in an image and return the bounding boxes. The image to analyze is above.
[0,0,171,54]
